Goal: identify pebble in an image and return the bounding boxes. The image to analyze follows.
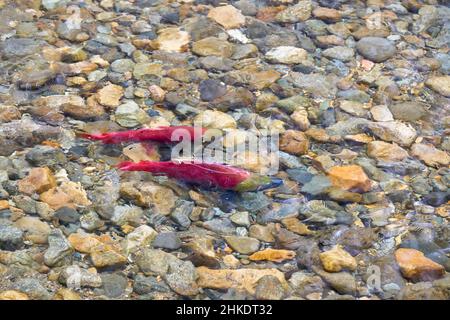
[370,105,394,122]
[249,248,296,263]
[356,37,397,63]
[123,225,157,254]
[12,278,52,300]
[367,141,409,162]
[152,232,181,251]
[255,275,286,300]
[198,79,227,102]
[327,165,372,193]
[96,84,124,108]
[426,76,450,97]
[0,225,24,251]
[196,266,288,295]
[395,248,445,283]
[319,245,357,273]
[194,110,237,129]
[389,102,428,122]
[280,130,310,155]
[115,101,149,128]
[266,46,308,64]
[208,5,246,30]
[224,236,260,255]
[276,1,312,23]
[192,37,235,58]
[14,217,51,244]
[44,229,73,267]
[411,143,450,167]
[322,46,354,62]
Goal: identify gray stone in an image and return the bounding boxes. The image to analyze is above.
[44,229,73,267]
[152,232,182,250]
[12,278,52,300]
[388,102,428,122]
[0,224,23,251]
[356,37,396,63]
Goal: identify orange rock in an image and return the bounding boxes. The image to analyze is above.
[40,181,91,210]
[327,165,372,193]
[68,233,103,253]
[319,245,357,272]
[395,248,445,282]
[196,267,288,295]
[18,167,56,195]
[280,130,310,155]
[249,248,296,263]
[0,200,9,211]
[281,217,313,235]
[68,233,126,268]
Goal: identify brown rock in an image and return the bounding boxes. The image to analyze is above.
[305,128,331,142]
[14,217,51,244]
[0,290,29,300]
[68,233,103,253]
[192,37,235,58]
[249,248,296,263]
[53,288,81,300]
[281,217,313,235]
[411,143,450,167]
[194,110,237,129]
[367,141,409,162]
[291,107,310,131]
[280,130,309,155]
[256,6,286,22]
[148,85,166,102]
[312,7,342,22]
[196,267,288,295]
[68,233,126,268]
[90,244,127,268]
[319,245,357,272]
[18,167,56,195]
[62,96,105,120]
[0,105,21,123]
[327,165,371,193]
[395,248,445,282]
[276,1,312,23]
[120,182,176,215]
[425,76,450,97]
[208,5,246,29]
[40,181,92,210]
[96,84,124,108]
[249,224,276,243]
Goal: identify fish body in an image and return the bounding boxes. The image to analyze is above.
[80,126,206,144]
[118,160,283,191]
[118,161,250,189]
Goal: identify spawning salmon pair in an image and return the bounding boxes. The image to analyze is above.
[81,126,282,192]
